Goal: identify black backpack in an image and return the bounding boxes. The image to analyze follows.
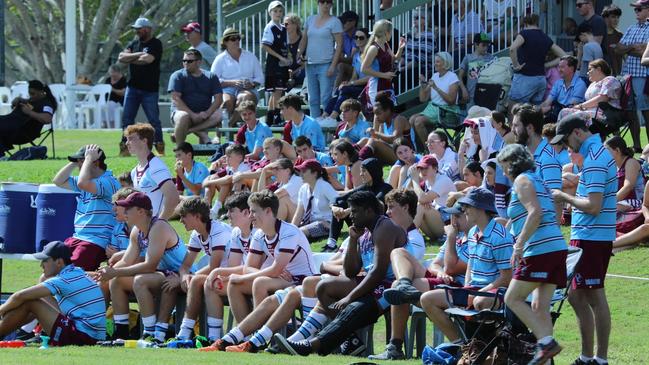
[8,146,48,160]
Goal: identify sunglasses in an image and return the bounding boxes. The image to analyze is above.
[634,7,647,13]
[182,59,197,63]
[226,36,241,42]
[576,2,588,8]
[318,0,333,4]
[354,36,366,40]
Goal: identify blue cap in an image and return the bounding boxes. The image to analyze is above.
[440,203,464,215]
[457,187,497,214]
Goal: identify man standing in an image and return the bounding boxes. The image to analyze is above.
[614,0,649,152]
[181,22,217,69]
[52,144,120,271]
[575,0,607,49]
[0,241,106,346]
[118,17,164,156]
[540,56,587,123]
[168,49,223,145]
[551,115,616,365]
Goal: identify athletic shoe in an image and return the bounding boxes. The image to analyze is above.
[569,358,597,365]
[194,336,211,348]
[339,332,366,356]
[14,329,35,341]
[165,338,194,349]
[272,334,311,356]
[198,338,232,352]
[528,339,562,365]
[137,334,163,348]
[367,343,405,360]
[225,341,260,353]
[382,281,422,305]
[321,244,338,253]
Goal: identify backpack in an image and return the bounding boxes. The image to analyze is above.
[476,57,513,112]
[8,146,47,161]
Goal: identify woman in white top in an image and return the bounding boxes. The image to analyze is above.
[298,0,343,118]
[410,155,456,240]
[426,129,460,181]
[258,158,302,221]
[211,28,264,125]
[410,51,464,148]
[293,159,339,239]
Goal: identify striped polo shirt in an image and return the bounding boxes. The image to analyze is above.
[466,219,514,288]
[187,220,232,267]
[435,233,470,286]
[508,171,567,257]
[69,170,120,249]
[533,138,562,190]
[108,221,130,251]
[42,264,106,340]
[572,134,617,242]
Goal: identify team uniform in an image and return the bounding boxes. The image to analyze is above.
[235,121,273,158]
[42,265,106,345]
[405,225,426,262]
[294,152,334,168]
[108,221,131,252]
[262,21,289,91]
[187,220,233,269]
[249,220,316,283]
[182,161,210,197]
[136,216,187,272]
[290,115,326,152]
[533,138,562,191]
[296,178,339,238]
[335,119,371,144]
[65,170,120,271]
[131,154,173,217]
[508,171,567,287]
[228,226,260,265]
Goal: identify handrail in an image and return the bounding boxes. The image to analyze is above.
[224,0,273,26]
[381,0,430,19]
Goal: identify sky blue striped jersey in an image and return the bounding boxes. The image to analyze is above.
[466,219,514,287]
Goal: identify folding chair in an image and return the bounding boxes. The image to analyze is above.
[589,75,632,140]
[435,106,467,151]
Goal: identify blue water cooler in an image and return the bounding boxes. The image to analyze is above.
[0,183,39,253]
[34,184,78,252]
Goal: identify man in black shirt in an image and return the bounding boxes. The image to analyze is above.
[118,17,164,156]
[576,0,607,54]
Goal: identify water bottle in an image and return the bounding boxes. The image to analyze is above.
[221,109,230,127]
[124,340,138,348]
[136,339,156,348]
[39,336,49,350]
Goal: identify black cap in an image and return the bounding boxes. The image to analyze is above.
[68,146,106,163]
[339,10,359,23]
[33,241,72,261]
[550,114,588,145]
[473,33,492,44]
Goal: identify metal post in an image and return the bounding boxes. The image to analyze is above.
[65,0,76,129]
[373,0,381,21]
[201,0,210,43]
[216,0,224,45]
[0,0,4,86]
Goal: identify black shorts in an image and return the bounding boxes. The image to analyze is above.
[265,66,289,91]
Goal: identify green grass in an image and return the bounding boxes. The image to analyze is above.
[2,130,649,363]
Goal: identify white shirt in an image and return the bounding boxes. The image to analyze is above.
[297,179,339,222]
[227,162,251,175]
[278,175,303,204]
[131,156,172,217]
[210,49,264,85]
[429,71,460,106]
[434,148,460,181]
[483,0,513,20]
[250,220,316,277]
[405,227,426,262]
[229,226,260,266]
[188,220,232,267]
[424,173,457,208]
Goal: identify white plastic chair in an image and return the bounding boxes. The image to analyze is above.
[75,84,111,129]
[48,84,67,129]
[10,81,29,99]
[0,86,12,114]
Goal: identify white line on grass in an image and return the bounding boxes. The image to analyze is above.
[606,274,649,281]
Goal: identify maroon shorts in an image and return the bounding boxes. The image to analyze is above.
[64,237,107,271]
[570,239,612,289]
[49,314,99,346]
[424,270,462,290]
[513,250,568,288]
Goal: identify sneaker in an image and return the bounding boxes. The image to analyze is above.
[14,329,35,341]
[194,336,211,348]
[272,334,311,356]
[321,245,338,253]
[339,332,366,356]
[119,142,130,157]
[154,142,165,156]
[165,338,194,349]
[225,341,260,353]
[569,358,596,365]
[382,281,422,305]
[528,339,562,365]
[198,338,231,352]
[367,343,404,360]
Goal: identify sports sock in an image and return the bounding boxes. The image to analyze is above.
[538,336,553,345]
[141,315,156,336]
[301,296,317,319]
[114,313,130,325]
[221,326,244,345]
[390,338,404,350]
[154,322,168,342]
[21,319,38,333]
[287,310,329,342]
[580,355,594,362]
[249,326,273,348]
[594,357,608,365]
[177,318,195,340]
[207,317,223,341]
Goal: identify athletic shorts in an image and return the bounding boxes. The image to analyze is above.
[448,286,499,308]
[513,250,568,288]
[64,237,106,271]
[424,270,462,290]
[49,314,99,346]
[264,67,289,91]
[570,239,612,289]
[301,220,330,239]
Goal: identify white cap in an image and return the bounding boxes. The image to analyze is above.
[131,17,153,29]
[268,1,284,14]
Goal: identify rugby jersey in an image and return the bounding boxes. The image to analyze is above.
[243,121,273,157]
[533,138,562,190]
[229,226,259,265]
[290,115,326,152]
[435,232,470,285]
[336,119,371,144]
[182,161,210,197]
[250,220,316,277]
[187,220,232,267]
[137,217,187,272]
[466,219,513,287]
[69,170,120,249]
[572,134,617,241]
[508,171,567,257]
[131,154,173,217]
[42,265,106,340]
[108,221,130,251]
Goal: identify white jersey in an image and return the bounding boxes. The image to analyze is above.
[250,220,316,277]
[131,155,173,217]
[187,220,233,267]
[405,226,426,261]
[229,226,259,265]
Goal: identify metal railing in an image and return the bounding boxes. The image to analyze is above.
[215,0,537,105]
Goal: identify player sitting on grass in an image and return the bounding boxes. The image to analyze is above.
[0,241,106,346]
[95,192,187,343]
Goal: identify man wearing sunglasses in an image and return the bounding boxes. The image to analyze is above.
[168,49,223,146]
[575,0,607,50]
[0,241,106,346]
[550,114,616,365]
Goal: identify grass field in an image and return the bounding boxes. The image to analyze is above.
[2,130,649,364]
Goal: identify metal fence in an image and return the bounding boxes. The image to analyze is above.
[216,0,538,103]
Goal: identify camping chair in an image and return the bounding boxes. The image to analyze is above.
[6,121,55,159]
[440,246,582,364]
[434,106,467,150]
[589,74,632,140]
